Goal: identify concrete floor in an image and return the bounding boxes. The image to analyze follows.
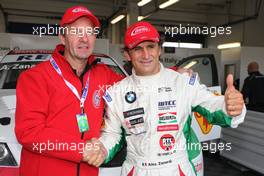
[203,152,264,176]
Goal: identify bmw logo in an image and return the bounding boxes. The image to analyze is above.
[125,91,136,103]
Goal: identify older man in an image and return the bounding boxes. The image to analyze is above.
[15,6,122,176]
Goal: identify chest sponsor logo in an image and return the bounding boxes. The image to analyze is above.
[125,91,137,103]
[157,124,179,132]
[129,117,144,126]
[123,108,144,118]
[158,100,176,110]
[158,112,177,124]
[159,134,175,151]
[158,87,172,93]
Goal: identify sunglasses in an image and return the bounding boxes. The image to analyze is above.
[0,117,11,126]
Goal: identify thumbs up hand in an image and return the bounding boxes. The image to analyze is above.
[224,74,244,116]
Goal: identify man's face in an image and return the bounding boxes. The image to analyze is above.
[60,17,96,61]
[126,41,161,76]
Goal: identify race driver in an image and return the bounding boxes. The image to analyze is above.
[97,21,246,176]
[124,61,204,175]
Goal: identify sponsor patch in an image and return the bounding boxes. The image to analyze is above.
[123,108,144,118]
[159,134,175,151]
[129,117,144,126]
[194,112,212,134]
[158,87,172,93]
[157,150,176,157]
[125,119,146,135]
[195,162,203,173]
[103,91,112,103]
[72,7,89,13]
[158,100,176,111]
[131,26,150,36]
[157,125,179,132]
[158,112,177,124]
[125,91,137,104]
[92,90,101,108]
[189,73,197,85]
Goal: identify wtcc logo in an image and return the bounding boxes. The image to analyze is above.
[158,100,176,110]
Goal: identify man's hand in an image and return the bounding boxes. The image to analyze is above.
[82,138,107,167]
[224,74,244,116]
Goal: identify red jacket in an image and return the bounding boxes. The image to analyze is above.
[15,45,123,176]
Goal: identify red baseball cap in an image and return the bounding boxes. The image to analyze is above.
[60,6,100,27]
[124,21,160,49]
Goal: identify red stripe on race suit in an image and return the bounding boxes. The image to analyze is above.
[178,165,185,176]
[127,167,134,176]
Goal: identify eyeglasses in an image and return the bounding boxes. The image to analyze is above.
[0,117,11,126]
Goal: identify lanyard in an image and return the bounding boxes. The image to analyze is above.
[49,57,90,110]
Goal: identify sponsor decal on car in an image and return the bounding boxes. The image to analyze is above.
[0,63,36,70]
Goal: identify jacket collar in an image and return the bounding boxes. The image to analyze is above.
[51,44,96,76]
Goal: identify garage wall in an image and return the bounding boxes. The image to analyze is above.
[0,7,5,33]
[109,44,125,66]
[240,47,264,89]
[0,33,110,55]
[220,47,242,90]
[207,0,264,47]
[1,0,112,24]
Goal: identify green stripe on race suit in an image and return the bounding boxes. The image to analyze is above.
[183,115,199,176]
[104,127,126,163]
[191,105,232,127]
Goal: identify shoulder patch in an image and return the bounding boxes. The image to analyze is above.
[103,90,112,103]
[189,73,197,85]
[103,90,113,106]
